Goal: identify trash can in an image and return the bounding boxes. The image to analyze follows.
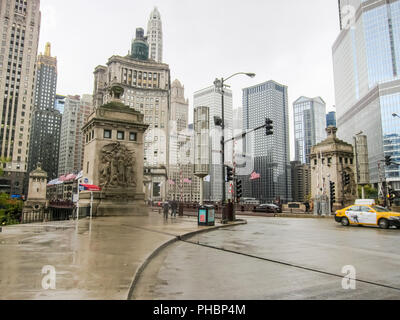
[198,205,215,226]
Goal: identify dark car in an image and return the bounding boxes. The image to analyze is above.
[253,204,280,213]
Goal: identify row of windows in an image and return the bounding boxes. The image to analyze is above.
[103,130,137,142]
[313,157,353,166]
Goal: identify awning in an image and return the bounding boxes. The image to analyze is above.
[80,184,101,191]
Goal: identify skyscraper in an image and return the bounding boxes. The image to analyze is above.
[0,0,41,196]
[293,96,326,164]
[168,79,200,202]
[326,111,337,127]
[54,94,65,114]
[28,43,61,180]
[333,0,400,189]
[193,86,233,202]
[242,80,292,203]
[147,7,163,63]
[58,95,93,176]
[93,28,170,201]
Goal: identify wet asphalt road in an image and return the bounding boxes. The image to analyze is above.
[131,216,400,300]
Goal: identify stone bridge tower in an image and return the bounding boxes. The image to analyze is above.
[79,85,149,216]
[310,126,357,213]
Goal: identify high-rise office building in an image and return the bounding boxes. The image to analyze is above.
[58,95,93,176]
[0,0,41,195]
[54,94,65,114]
[333,0,400,188]
[291,161,311,203]
[293,96,326,164]
[27,42,61,181]
[193,86,233,202]
[242,80,292,203]
[168,79,200,203]
[93,28,170,201]
[147,7,163,63]
[326,111,337,127]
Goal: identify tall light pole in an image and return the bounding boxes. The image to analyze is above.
[214,72,255,207]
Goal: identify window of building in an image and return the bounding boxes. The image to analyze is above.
[129,132,137,141]
[104,129,112,139]
[117,131,125,140]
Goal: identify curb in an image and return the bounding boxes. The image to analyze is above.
[127,219,247,300]
[277,214,334,219]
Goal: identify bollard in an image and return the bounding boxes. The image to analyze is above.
[0,227,2,232]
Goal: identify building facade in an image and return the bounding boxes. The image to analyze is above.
[0,0,41,196]
[326,111,337,127]
[147,7,163,63]
[54,94,65,114]
[193,86,233,202]
[291,161,311,203]
[241,80,292,203]
[28,42,61,180]
[310,127,357,212]
[293,96,327,164]
[58,95,93,176]
[93,28,171,201]
[168,79,200,203]
[333,0,400,189]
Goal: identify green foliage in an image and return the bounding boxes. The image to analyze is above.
[358,184,378,200]
[0,193,22,226]
[0,157,11,176]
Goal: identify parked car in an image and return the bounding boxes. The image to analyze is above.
[253,204,281,214]
[335,204,400,229]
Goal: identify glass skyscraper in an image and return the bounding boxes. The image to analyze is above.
[241,80,291,203]
[293,96,326,164]
[193,86,233,202]
[333,0,400,189]
[326,111,337,127]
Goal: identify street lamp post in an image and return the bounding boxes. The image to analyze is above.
[214,72,255,214]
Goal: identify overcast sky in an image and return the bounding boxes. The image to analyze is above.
[39,0,340,159]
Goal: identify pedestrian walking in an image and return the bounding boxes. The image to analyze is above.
[163,202,170,220]
[171,200,178,218]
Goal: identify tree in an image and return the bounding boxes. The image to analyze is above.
[0,157,11,176]
[358,184,378,200]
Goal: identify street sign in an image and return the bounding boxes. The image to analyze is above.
[84,178,89,184]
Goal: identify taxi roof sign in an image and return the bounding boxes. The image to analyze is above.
[355,199,375,206]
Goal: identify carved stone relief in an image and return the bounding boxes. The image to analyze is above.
[99,142,137,189]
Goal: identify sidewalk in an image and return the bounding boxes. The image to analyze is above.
[0,211,244,300]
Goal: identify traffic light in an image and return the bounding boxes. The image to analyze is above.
[385,155,393,166]
[344,173,351,186]
[330,181,336,201]
[214,116,223,127]
[265,118,274,136]
[226,166,234,182]
[236,180,243,199]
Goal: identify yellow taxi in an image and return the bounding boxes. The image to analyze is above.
[335,202,400,229]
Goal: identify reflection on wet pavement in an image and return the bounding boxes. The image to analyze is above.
[0,212,210,300]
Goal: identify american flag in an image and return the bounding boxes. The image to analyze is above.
[183,178,192,184]
[168,180,175,185]
[250,172,261,180]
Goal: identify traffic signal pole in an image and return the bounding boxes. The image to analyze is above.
[223,119,273,212]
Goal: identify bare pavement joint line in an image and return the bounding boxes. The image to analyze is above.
[126,219,247,300]
[182,240,400,293]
